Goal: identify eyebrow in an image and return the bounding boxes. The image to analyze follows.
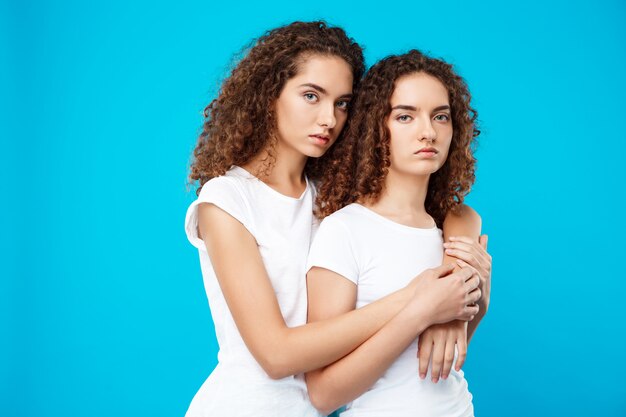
[299,83,352,98]
[391,104,451,112]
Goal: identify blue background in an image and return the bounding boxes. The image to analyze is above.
[2,0,625,416]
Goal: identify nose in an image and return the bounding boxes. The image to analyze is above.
[419,119,437,143]
[317,103,337,130]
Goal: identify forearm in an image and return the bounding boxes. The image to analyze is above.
[441,205,484,340]
[467,306,487,342]
[306,307,430,414]
[440,251,485,344]
[265,285,412,378]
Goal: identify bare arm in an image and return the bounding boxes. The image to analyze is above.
[417,204,492,381]
[441,205,491,342]
[198,203,418,379]
[304,262,481,414]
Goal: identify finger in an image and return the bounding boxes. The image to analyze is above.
[447,238,490,260]
[449,236,478,245]
[447,249,488,276]
[455,332,468,371]
[464,273,481,290]
[445,248,491,272]
[444,249,480,270]
[445,242,489,268]
[430,337,446,383]
[442,337,456,380]
[431,263,456,278]
[418,337,433,379]
[479,235,492,264]
[455,259,472,269]
[454,266,475,281]
[443,267,473,284]
[466,287,482,305]
[444,240,476,254]
[479,234,488,250]
[463,304,480,320]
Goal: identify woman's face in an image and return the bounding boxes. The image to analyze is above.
[386,71,453,177]
[274,54,354,158]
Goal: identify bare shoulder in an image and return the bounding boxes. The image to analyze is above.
[443,204,482,236]
[447,204,481,222]
[196,202,252,243]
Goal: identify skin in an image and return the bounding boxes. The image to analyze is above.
[421,212,492,382]
[197,57,487,384]
[240,55,354,197]
[385,72,493,382]
[305,72,491,414]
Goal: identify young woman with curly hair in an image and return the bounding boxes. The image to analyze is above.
[185,22,488,417]
[305,50,492,416]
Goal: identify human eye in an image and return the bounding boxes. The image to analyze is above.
[336,100,350,111]
[434,113,450,122]
[303,92,319,103]
[396,114,413,123]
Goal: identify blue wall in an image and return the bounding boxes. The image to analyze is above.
[2,0,625,415]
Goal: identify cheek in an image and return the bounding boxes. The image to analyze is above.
[439,135,453,161]
[277,98,304,131]
[335,112,348,131]
[388,132,407,163]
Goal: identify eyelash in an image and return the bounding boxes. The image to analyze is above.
[303,93,319,103]
[396,114,450,123]
[304,93,350,111]
[336,100,349,111]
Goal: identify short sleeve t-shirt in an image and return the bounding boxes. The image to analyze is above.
[184,166,321,417]
[307,203,474,417]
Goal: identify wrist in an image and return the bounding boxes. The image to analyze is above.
[400,285,414,305]
[474,301,488,319]
[479,296,489,311]
[402,300,432,334]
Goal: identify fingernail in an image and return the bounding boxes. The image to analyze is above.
[432,377,438,383]
[419,373,426,379]
[443,243,450,248]
[442,374,448,380]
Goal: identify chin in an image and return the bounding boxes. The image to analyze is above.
[303,146,330,159]
[399,164,442,177]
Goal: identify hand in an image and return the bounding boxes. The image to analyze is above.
[417,320,468,383]
[409,264,481,326]
[444,235,492,311]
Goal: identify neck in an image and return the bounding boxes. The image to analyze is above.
[369,168,431,218]
[243,139,308,194]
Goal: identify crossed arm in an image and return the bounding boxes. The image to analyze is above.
[304,206,492,414]
[198,202,423,379]
[197,202,488,385]
[417,206,492,382]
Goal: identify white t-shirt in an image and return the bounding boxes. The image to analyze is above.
[307,203,474,417]
[184,166,321,417]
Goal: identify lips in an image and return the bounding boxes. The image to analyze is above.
[309,134,330,145]
[416,147,438,154]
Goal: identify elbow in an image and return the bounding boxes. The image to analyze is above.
[263,365,290,381]
[257,352,292,380]
[306,376,338,415]
[251,329,296,380]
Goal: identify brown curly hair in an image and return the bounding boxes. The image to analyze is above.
[188,21,365,195]
[316,49,480,227]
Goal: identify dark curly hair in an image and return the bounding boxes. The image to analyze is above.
[189,21,365,195]
[316,49,480,227]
